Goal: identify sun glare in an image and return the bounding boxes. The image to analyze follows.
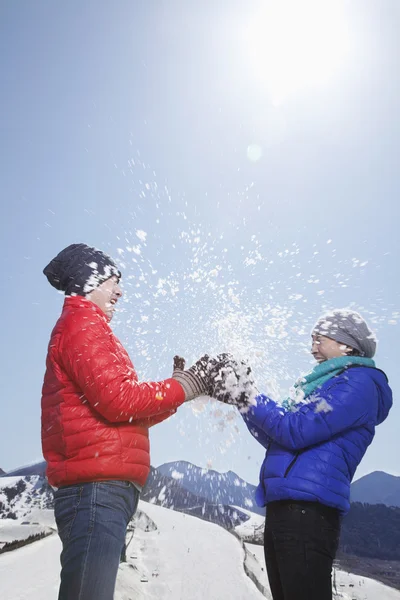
[243,0,350,104]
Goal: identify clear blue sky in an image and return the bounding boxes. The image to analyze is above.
[0,0,399,484]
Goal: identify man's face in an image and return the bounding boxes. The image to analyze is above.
[311,334,352,363]
[86,276,122,320]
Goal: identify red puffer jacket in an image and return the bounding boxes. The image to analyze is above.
[41,296,185,488]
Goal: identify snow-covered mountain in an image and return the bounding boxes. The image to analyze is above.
[0,502,267,600]
[0,476,53,520]
[5,461,400,514]
[0,462,251,530]
[142,465,250,528]
[157,460,265,515]
[1,503,399,600]
[2,462,400,597]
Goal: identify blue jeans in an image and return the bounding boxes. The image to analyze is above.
[54,481,140,600]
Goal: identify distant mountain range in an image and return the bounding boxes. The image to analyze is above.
[351,471,400,507]
[4,461,47,479]
[0,460,258,529]
[3,462,400,509]
[141,465,252,528]
[156,460,265,515]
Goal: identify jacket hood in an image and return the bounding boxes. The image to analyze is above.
[369,368,393,425]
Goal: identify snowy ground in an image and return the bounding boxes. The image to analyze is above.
[116,501,265,599]
[0,502,264,600]
[0,508,55,549]
[234,506,265,538]
[0,523,49,545]
[0,504,399,599]
[245,543,400,600]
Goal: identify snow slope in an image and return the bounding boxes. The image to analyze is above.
[116,501,266,599]
[0,502,264,600]
[1,503,400,600]
[234,506,265,538]
[245,543,400,600]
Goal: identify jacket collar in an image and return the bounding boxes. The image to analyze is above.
[63,295,109,322]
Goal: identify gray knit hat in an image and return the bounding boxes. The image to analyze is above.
[312,309,377,358]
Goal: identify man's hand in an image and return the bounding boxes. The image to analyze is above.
[172,355,210,402]
[173,356,186,372]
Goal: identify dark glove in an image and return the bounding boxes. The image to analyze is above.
[207,353,256,412]
[172,355,210,401]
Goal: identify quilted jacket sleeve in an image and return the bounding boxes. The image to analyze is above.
[133,409,177,428]
[241,412,272,450]
[60,318,185,423]
[245,374,380,451]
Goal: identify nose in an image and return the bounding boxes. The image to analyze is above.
[311,340,319,355]
[115,283,123,298]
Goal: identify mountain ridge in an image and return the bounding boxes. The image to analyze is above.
[3,461,400,510]
[351,470,400,507]
[156,460,265,515]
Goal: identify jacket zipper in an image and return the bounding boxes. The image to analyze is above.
[261,442,271,478]
[284,454,299,478]
[259,442,272,492]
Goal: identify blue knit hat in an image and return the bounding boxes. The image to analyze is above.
[43,243,121,296]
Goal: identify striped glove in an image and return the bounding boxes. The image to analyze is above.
[172,355,211,401]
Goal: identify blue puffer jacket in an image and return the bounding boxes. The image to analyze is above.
[243,367,392,515]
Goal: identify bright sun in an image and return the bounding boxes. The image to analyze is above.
[243,0,350,105]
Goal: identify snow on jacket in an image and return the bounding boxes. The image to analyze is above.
[41,296,185,488]
[243,366,392,514]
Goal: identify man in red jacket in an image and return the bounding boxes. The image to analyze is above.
[42,243,206,600]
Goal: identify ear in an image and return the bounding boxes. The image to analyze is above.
[343,345,354,355]
[339,344,353,355]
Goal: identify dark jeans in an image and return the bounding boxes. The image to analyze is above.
[54,480,140,600]
[264,500,341,600]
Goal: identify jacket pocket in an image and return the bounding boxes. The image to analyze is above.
[54,486,83,543]
[53,484,82,499]
[284,453,299,478]
[99,480,133,489]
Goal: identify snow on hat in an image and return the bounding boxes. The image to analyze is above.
[312,309,377,358]
[43,243,121,296]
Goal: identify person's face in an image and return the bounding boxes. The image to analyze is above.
[86,276,122,321]
[311,334,352,363]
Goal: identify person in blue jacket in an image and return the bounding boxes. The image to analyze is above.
[242,309,392,600]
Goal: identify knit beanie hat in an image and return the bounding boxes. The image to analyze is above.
[43,243,121,296]
[312,309,377,358]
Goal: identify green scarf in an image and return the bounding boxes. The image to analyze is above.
[282,356,376,410]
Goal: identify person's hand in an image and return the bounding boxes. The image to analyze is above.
[172,356,186,372]
[208,353,256,412]
[172,355,210,401]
